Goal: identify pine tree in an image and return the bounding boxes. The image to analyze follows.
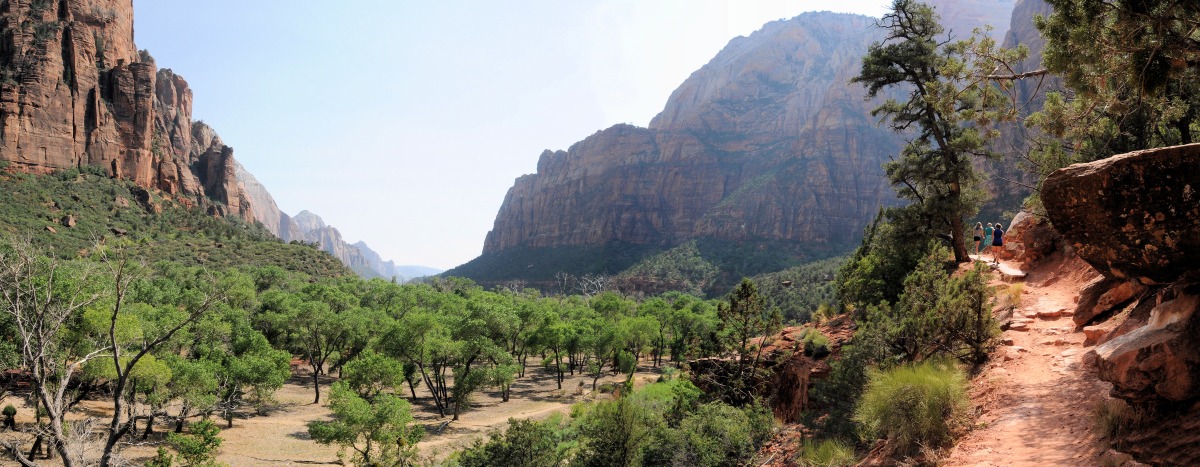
[853,0,1019,263]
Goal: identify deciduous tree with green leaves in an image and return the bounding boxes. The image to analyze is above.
[308,382,423,467]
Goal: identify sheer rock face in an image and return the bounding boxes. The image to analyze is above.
[482,3,1019,262]
[484,13,902,256]
[1042,144,1200,285]
[0,0,252,219]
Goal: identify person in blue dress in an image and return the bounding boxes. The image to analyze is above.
[983,223,994,255]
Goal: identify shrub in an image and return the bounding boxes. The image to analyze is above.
[853,360,970,453]
[1002,283,1024,308]
[795,438,857,467]
[455,417,570,467]
[2,404,15,430]
[798,328,831,358]
[166,419,223,467]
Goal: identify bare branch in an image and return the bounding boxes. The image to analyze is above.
[985,69,1050,80]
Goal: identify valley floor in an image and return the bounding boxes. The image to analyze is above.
[0,365,661,466]
[941,255,1112,466]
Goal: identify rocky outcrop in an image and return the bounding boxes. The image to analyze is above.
[1073,277,1148,328]
[691,314,855,423]
[1042,144,1200,285]
[995,210,1060,269]
[1093,285,1200,404]
[1047,146,1200,467]
[234,162,303,241]
[0,0,252,219]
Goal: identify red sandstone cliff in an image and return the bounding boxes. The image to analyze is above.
[0,0,251,219]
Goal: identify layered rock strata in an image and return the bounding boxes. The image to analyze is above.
[0,0,251,218]
[484,13,901,260]
[475,1,1024,281]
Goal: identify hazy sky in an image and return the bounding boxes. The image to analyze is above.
[132,1,890,270]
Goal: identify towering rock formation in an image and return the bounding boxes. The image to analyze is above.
[478,13,898,271]
[0,0,429,281]
[0,0,251,218]
[460,1,1021,284]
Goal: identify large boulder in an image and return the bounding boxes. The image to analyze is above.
[1042,144,1200,285]
[995,210,1060,269]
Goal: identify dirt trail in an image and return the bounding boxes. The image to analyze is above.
[941,255,1111,466]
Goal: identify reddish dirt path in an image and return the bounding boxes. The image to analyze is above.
[941,256,1111,466]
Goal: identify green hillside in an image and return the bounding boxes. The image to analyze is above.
[0,166,350,278]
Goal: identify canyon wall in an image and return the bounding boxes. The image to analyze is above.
[0,0,251,218]
[464,1,1022,283]
[0,0,414,279]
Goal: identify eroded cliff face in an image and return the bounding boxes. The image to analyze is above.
[483,13,901,261]
[0,0,251,219]
[473,1,1033,284]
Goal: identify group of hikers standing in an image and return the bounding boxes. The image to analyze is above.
[973,222,1004,262]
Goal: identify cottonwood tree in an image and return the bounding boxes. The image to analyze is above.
[853,0,1023,262]
[308,382,424,466]
[95,256,228,467]
[0,239,105,466]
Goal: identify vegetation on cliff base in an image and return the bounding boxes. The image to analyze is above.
[0,169,350,277]
[446,237,849,299]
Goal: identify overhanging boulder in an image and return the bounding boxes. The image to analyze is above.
[1042,144,1200,285]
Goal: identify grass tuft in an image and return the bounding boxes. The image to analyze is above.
[795,438,856,467]
[1092,399,1140,440]
[853,359,970,453]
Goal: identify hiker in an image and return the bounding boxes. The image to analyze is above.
[983,223,994,255]
[992,223,1005,263]
[973,222,984,256]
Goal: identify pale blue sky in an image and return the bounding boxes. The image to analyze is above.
[132,1,889,270]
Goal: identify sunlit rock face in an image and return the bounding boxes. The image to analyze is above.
[483,1,1019,262]
[1043,144,1200,285]
[0,0,253,219]
[483,12,900,259]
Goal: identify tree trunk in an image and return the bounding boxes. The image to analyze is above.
[312,365,321,404]
[142,414,155,439]
[950,213,969,263]
[27,435,42,460]
[417,365,445,417]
